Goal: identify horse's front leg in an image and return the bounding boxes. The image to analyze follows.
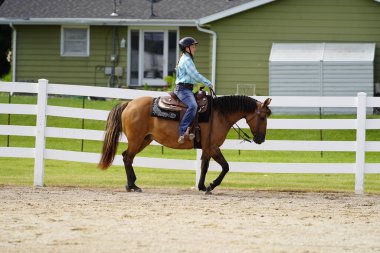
[206,150,229,194]
[198,157,210,192]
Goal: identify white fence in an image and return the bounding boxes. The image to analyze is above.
[1,79,380,194]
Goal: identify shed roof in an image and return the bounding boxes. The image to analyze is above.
[269,43,376,62]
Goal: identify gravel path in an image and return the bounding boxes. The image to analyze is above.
[1,186,379,253]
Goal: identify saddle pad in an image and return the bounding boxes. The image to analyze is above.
[151,98,180,121]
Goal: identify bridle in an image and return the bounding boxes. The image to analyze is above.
[232,102,266,143]
[210,90,268,143]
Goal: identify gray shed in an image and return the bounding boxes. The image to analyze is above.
[269,43,375,114]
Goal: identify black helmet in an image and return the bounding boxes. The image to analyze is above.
[179,37,198,51]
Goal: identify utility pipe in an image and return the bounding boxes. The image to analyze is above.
[196,22,217,93]
[9,23,16,82]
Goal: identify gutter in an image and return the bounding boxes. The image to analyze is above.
[9,23,16,82]
[196,22,217,93]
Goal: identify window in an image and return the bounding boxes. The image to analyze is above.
[128,29,178,86]
[61,27,89,56]
[168,31,177,77]
[130,30,140,85]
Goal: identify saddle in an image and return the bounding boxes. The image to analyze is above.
[155,90,210,149]
[157,90,209,113]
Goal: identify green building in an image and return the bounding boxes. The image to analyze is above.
[1,0,380,95]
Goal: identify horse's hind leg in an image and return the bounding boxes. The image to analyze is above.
[122,150,141,192]
[122,135,153,192]
[206,150,229,194]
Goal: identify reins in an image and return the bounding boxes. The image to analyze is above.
[233,101,265,143]
[232,124,253,143]
[205,87,217,150]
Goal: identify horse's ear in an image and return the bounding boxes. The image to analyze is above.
[263,98,272,107]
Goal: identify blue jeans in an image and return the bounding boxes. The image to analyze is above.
[175,85,197,136]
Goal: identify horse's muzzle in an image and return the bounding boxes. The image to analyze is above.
[253,134,265,144]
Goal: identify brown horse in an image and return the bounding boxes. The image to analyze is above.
[98,95,271,194]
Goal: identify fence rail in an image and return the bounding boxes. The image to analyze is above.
[1,79,380,194]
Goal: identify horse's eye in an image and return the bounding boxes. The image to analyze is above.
[259,112,268,119]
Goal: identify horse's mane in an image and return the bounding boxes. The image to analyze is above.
[212,95,257,114]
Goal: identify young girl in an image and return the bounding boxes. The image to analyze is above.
[175,37,213,144]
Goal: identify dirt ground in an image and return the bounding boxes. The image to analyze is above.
[0,186,379,253]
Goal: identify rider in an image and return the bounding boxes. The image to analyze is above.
[175,37,213,144]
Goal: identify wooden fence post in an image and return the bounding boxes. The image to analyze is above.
[355,92,366,194]
[34,79,48,187]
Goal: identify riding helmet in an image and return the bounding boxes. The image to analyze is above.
[179,37,198,51]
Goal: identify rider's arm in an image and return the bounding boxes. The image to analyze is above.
[183,58,212,88]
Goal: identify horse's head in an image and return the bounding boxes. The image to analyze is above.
[246,98,272,144]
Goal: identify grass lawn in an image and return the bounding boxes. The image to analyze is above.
[1,158,380,193]
[1,92,380,193]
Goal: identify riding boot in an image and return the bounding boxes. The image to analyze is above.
[185,127,195,141]
[178,135,185,144]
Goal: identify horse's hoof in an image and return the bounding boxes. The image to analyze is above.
[198,185,207,192]
[126,185,143,192]
[205,190,212,195]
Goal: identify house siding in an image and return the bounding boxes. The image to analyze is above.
[209,0,380,95]
[15,25,128,87]
[15,25,210,87]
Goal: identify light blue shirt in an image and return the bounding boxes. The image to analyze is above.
[175,53,212,87]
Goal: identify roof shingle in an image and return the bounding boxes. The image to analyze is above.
[0,0,252,20]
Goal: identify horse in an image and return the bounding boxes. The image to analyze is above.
[98,94,272,194]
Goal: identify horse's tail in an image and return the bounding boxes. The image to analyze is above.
[98,102,129,170]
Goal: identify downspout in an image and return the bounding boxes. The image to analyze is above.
[9,23,16,82]
[196,22,217,93]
